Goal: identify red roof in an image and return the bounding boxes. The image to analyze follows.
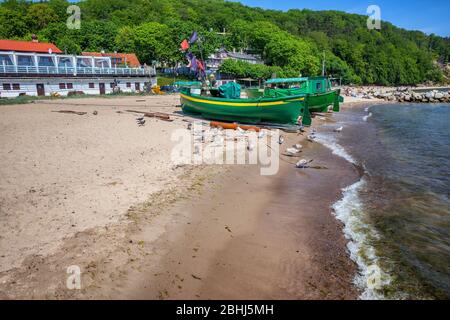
[82,52,141,67]
[0,39,62,54]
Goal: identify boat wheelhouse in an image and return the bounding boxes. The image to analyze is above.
[247,77,343,112]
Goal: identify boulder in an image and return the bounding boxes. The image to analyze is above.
[425,91,434,99]
[434,92,444,100]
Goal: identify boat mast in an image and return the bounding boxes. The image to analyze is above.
[321,51,326,76]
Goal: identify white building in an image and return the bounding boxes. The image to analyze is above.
[206,48,264,72]
[0,39,156,98]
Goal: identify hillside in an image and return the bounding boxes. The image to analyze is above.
[0,0,449,85]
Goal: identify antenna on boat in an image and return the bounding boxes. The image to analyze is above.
[322,51,326,76]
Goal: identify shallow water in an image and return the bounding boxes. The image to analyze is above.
[317,103,450,299]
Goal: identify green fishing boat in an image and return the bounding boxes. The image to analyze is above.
[250,77,343,113]
[246,88,264,98]
[180,83,311,125]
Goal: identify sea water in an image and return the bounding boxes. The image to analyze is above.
[316,104,450,299]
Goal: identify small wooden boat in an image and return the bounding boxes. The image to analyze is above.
[180,87,311,125]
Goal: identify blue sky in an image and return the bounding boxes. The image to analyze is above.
[234,0,450,36]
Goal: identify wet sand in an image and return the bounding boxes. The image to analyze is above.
[114,134,361,299]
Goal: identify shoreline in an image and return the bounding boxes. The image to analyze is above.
[0,96,374,299]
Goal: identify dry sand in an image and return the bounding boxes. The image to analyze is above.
[0,94,185,273]
[0,94,365,299]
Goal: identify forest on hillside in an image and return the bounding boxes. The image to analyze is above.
[0,0,449,85]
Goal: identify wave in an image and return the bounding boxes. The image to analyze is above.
[363,112,373,122]
[332,178,392,300]
[314,133,357,165]
[316,128,393,299]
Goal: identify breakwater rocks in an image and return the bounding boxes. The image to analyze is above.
[343,87,450,103]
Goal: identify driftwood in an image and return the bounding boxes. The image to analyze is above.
[52,110,87,115]
[125,110,173,122]
[210,121,261,132]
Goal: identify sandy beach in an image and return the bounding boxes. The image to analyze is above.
[0,93,369,299]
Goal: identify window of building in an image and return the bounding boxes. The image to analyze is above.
[38,56,55,67]
[12,84,20,90]
[76,58,92,68]
[17,55,34,66]
[0,55,13,66]
[58,57,73,68]
[89,83,95,89]
[126,82,131,88]
[3,83,11,90]
[59,83,66,89]
[66,83,73,89]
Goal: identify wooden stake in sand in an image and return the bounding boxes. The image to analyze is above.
[51,110,87,115]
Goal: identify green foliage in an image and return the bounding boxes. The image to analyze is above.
[219,59,282,79]
[0,0,448,85]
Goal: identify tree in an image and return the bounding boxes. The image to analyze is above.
[0,7,27,38]
[25,4,59,32]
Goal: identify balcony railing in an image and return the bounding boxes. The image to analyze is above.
[0,65,156,76]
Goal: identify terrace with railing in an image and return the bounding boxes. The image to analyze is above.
[0,51,155,77]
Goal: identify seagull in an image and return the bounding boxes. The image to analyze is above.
[296,159,313,168]
[237,127,246,135]
[334,126,343,133]
[136,118,145,126]
[293,144,303,150]
[278,135,285,145]
[286,147,301,156]
[307,135,316,142]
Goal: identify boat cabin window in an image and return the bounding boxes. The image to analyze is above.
[17,55,35,66]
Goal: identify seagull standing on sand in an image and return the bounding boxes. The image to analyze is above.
[286,147,301,156]
[296,159,313,168]
[136,117,145,126]
[307,135,316,142]
[334,126,343,133]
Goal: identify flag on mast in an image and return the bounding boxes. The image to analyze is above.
[180,39,189,51]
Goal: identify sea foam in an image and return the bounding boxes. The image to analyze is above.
[314,133,357,165]
[332,179,391,300]
[363,112,373,122]
[316,129,392,299]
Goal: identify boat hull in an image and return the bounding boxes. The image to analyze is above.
[306,89,342,112]
[181,91,309,125]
